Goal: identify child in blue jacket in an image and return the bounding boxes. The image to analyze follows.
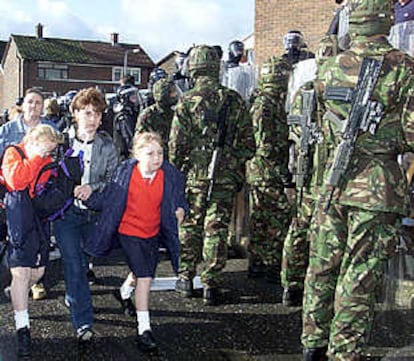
[3,124,64,358]
[85,131,188,352]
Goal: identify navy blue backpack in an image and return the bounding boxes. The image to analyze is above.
[32,148,83,221]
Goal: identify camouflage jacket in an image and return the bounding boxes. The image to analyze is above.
[247,85,290,188]
[316,36,414,215]
[169,76,255,189]
[136,103,174,153]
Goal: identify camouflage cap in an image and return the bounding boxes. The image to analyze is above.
[153,78,180,107]
[348,0,394,36]
[188,45,220,78]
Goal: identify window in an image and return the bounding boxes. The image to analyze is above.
[38,63,68,80]
[113,67,141,85]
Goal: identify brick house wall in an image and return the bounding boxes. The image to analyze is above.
[255,0,338,67]
[23,63,152,97]
[0,30,155,111]
[1,40,20,111]
[1,47,155,111]
[157,52,177,76]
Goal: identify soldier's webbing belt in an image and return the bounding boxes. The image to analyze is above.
[324,86,353,102]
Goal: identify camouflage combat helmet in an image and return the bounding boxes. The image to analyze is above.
[188,45,221,79]
[348,0,393,37]
[153,78,180,107]
[259,56,292,90]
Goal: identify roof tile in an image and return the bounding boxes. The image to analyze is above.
[12,35,154,67]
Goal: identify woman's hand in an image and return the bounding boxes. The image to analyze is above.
[74,184,93,201]
[175,207,185,225]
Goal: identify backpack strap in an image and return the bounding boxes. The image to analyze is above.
[0,144,26,165]
[33,148,83,195]
[33,161,58,195]
[0,145,26,185]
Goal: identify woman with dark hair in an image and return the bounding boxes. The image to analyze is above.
[53,87,119,343]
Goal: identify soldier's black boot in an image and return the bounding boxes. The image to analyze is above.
[17,326,31,359]
[265,265,281,284]
[203,287,220,306]
[247,260,267,278]
[175,278,193,297]
[282,288,304,307]
[303,347,328,361]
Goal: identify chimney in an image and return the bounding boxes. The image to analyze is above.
[35,23,43,39]
[111,32,119,46]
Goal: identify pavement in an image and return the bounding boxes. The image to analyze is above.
[0,250,414,361]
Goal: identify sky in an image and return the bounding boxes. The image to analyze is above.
[0,0,255,62]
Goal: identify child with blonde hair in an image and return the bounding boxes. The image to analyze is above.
[2,124,63,358]
[85,131,188,352]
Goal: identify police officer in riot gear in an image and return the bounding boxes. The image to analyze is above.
[282,30,315,65]
[113,84,139,159]
[226,40,245,68]
[148,67,168,91]
[173,52,188,81]
[138,67,168,110]
[172,51,190,93]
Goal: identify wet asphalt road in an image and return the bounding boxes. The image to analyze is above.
[1,250,414,361]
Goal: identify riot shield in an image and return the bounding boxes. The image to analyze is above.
[221,63,258,104]
[389,20,414,57]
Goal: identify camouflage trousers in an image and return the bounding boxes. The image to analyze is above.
[248,184,292,268]
[227,185,250,252]
[281,193,314,290]
[301,202,399,361]
[178,185,234,288]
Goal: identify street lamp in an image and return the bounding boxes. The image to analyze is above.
[123,48,140,77]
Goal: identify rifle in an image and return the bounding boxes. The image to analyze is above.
[287,89,317,206]
[206,96,232,202]
[324,57,384,212]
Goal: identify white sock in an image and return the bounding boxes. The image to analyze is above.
[137,311,150,335]
[120,284,134,300]
[14,310,30,330]
[88,262,93,270]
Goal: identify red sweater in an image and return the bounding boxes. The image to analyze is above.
[1,144,53,198]
[118,166,164,238]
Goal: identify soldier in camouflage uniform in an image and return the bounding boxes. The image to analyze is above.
[136,78,180,158]
[281,81,320,306]
[281,2,352,307]
[169,45,255,305]
[246,56,293,283]
[301,0,414,360]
